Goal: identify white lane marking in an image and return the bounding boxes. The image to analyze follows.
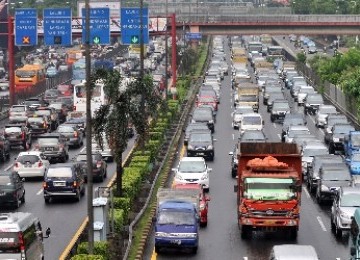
[309,115,316,124]
[243,257,248,260]
[4,164,12,171]
[80,146,86,153]
[36,189,43,195]
[316,216,327,232]
[272,123,277,128]
[303,186,310,199]
[232,134,235,140]
[277,134,281,140]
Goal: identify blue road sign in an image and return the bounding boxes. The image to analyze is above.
[185,32,202,40]
[82,8,110,45]
[121,7,149,45]
[15,8,37,46]
[44,8,72,46]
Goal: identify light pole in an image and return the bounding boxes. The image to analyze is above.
[6,0,15,106]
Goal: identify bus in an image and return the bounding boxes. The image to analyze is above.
[267,46,284,59]
[247,41,263,53]
[66,49,84,65]
[73,81,106,116]
[15,64,46,92]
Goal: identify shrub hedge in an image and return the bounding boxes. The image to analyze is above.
[71,255,105,260]
[76,241,109,260]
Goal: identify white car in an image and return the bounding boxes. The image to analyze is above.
[173,157,211,191]
[315,105,338,128]
[240,113,264,134]
[13,151,50,178]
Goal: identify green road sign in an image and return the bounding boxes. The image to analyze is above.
[93,36,100,44]
[131,35,139,44]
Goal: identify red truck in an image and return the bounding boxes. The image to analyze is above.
[234,143,302,239]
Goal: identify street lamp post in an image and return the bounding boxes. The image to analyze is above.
[6,0,15,106]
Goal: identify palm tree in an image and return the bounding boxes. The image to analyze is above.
[92,69,162,196]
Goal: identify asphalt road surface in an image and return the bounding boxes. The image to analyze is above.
[144,37,350,260]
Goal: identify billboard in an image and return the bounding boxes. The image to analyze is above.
[77,1,120,18]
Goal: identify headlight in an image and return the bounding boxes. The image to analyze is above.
[321,185,329,191]
[155,232,168,237]
[208,120,214,124]
[340,210,351,220]
[326,127,331,133]
[191,119,196,123]
[333,137,340,142]
[201,173,208,180]
[207,145,213,150]
[188,145,194,150]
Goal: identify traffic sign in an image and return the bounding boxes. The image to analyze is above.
[82,8,110,45]
[185,32,202,41]
[43,8,72,46]
[121,7,149,45]
[15,8,37,46]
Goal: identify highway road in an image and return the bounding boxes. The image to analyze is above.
[144,36,350,260]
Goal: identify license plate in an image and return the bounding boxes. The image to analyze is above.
[170,239,181,245]
[53,182,65,187]
[45,147,54,151]
[197,152,204,155]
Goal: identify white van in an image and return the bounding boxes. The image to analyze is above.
[0,212,50,260]
[240,113,264,134]
[269,245,319,260]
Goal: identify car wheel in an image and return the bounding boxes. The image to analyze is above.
[335,222,342,238]
[104,169,107,178]
[241,226,251,239]
[331,217,336,233]
[75,190,81,202]
[98,173,104,182]
[192,246,198,254]
[6,150,10,160]
[13,198,21,209]
[316,191,322,204]
[155,246,161,254]
[270,115,274,122]
[80,186,85,196]
[44,197,50,204]
[288,227,297,240]
[231,169,237,178]
[329,144,335,154]
[20,190,25,203]
[61,155,67,163]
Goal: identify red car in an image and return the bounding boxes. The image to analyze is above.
[196,96,218,111]
[173,183,210,227]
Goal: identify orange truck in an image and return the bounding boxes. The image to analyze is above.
[15,64,46,92]
[234,143,302,239]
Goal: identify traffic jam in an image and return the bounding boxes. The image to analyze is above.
[151,35,359,259]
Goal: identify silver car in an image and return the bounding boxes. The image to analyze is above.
[331,187,360,238]
[315,105,338,128]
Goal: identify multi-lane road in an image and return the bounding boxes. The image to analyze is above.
[144,37,350,260]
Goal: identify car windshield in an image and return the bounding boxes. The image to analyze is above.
[340,193,360,207]
[58,126,74,133]
[190,133,211,142]
[4,127,21,133]
[319,107,337,114]
[158,211,195,225]
[47,167,72,178]
[235,107,253,114]
[303,148,328,157]
[34,110,50,116]
[37,138,59,146]
[193,109,211,119]
[186,125,208,134]
[76,154,96,161]
[333,125,355,134]
[0,176,13,187]
[17,155,39,164]
[199,97,215,103]
[238,95,257,102]
[242,116,261,125]
[322,170,350,181]
[284,117,304,126]
[10,106,25,112]
[244,178,296,201]
[28,117,44,123]
[273,102,289,110]
[307,95,323,103]
[242,131,264,141]
[178,161,206,172]
[288,130,309,138]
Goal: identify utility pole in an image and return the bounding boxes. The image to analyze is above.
[164,0,168,95]
[84,0,94,254]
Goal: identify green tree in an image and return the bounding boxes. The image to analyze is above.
[92,70,161,196]
[339,67,360,97]
[296,52,307,64]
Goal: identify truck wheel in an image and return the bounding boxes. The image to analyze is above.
[155,246,161,254]
[288,227,297,240]
[241,226,251,239]
[44,197,50,204]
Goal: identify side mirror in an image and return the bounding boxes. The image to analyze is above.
[229,151,234,155]
[21,178,25,182]
[208,168,212,172]
[44,227,51,238]
[234,185,238,192]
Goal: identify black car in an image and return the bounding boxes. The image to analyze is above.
[0,172,25,209]
[281,113,307,142]
[324,115,348,144]
[191,107,215,133]
[304,94,324,115]
[56,125,84,148]
[270,99,290,123]
[27,116,51,136]
[187,130,215,161]
[266,92,284,112]
[64,117,86,136]
[184,123,209,145]
[229,143,239,178]
[328,124,355,154]
[43,163,85,203]
[75,152,107,182]
[4,124,31,150]
[316,163,351,204]
[35,133,69,163]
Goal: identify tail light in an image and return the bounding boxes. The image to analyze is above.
[14,162,19,167]
[59,144,64,150]
[38,161,43,167]
[21,132,25,140]
[73,106,76,111]
[43,122,47,128]
[18,232,25,253]
[73,181,78,188]
[42,182,48,189]
[74,131,78,138]
[96,161,102,168]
